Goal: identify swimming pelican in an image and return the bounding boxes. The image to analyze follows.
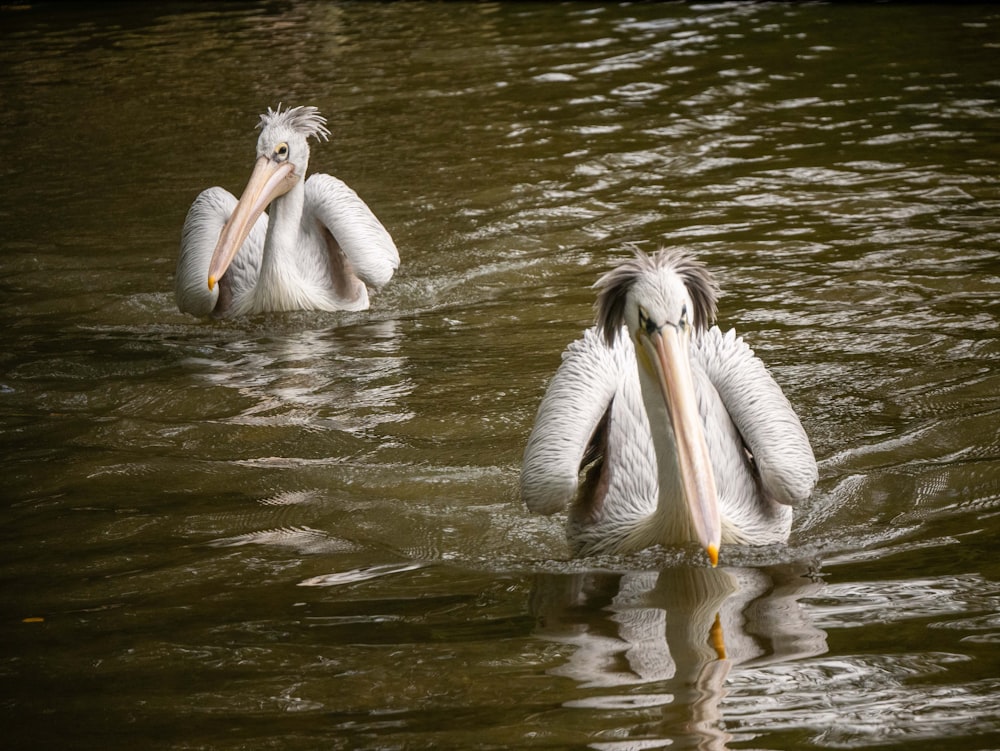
[520,249,817,565]
[175,105,399,318]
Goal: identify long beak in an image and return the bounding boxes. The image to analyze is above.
[641,326,722,566]
[207,156,297,290]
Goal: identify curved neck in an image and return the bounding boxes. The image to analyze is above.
[260,178,306,278]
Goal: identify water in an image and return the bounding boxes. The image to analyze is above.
[2,3,999,749]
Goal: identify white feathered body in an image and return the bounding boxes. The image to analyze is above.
[176,173,398,318]
[521,325,816,556]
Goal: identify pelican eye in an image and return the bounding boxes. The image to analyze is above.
[274,142,289,160]
[638,307,658,336]
[679,304,689,329]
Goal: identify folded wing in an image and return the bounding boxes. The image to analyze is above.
[694,327,817,506]
[306,174,400,295]
[521,328,629,515]
[176,187,266,317]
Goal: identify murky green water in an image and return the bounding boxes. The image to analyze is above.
[2,3,999,749]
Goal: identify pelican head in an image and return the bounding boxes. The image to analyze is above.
[596,248,722,565]
[207,105,331,291]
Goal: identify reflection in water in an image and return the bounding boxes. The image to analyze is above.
[188,319,411,436]
[532,563,826,749]
[174,319,415,554]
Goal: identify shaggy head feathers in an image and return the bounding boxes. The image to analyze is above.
[595,248,719,347]
[258,104,330,143]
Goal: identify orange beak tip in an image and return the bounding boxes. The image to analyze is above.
[207,276,217,291]
[707,544,719,568]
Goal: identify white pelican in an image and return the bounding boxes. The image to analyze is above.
[175,105,399,318]
[521,249,817,565]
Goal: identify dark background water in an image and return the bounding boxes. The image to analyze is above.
[1,3,999,749]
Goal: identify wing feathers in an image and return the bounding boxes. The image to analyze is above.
[176,187,265,317]
[694,328,817,505]
[305,174,399,289]
[521,328,622,515]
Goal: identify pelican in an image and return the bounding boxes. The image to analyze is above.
[175,105,399,318]
[521,249,817,565]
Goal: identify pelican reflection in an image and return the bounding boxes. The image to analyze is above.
[531,562,826,749]
[186,320,410,434]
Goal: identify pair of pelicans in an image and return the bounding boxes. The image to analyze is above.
[177,105,817,568]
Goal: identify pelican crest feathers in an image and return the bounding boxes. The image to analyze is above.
[258,104,330,143]
[595,248,719,347]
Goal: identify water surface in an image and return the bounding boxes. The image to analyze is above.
[2,3,999,749]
